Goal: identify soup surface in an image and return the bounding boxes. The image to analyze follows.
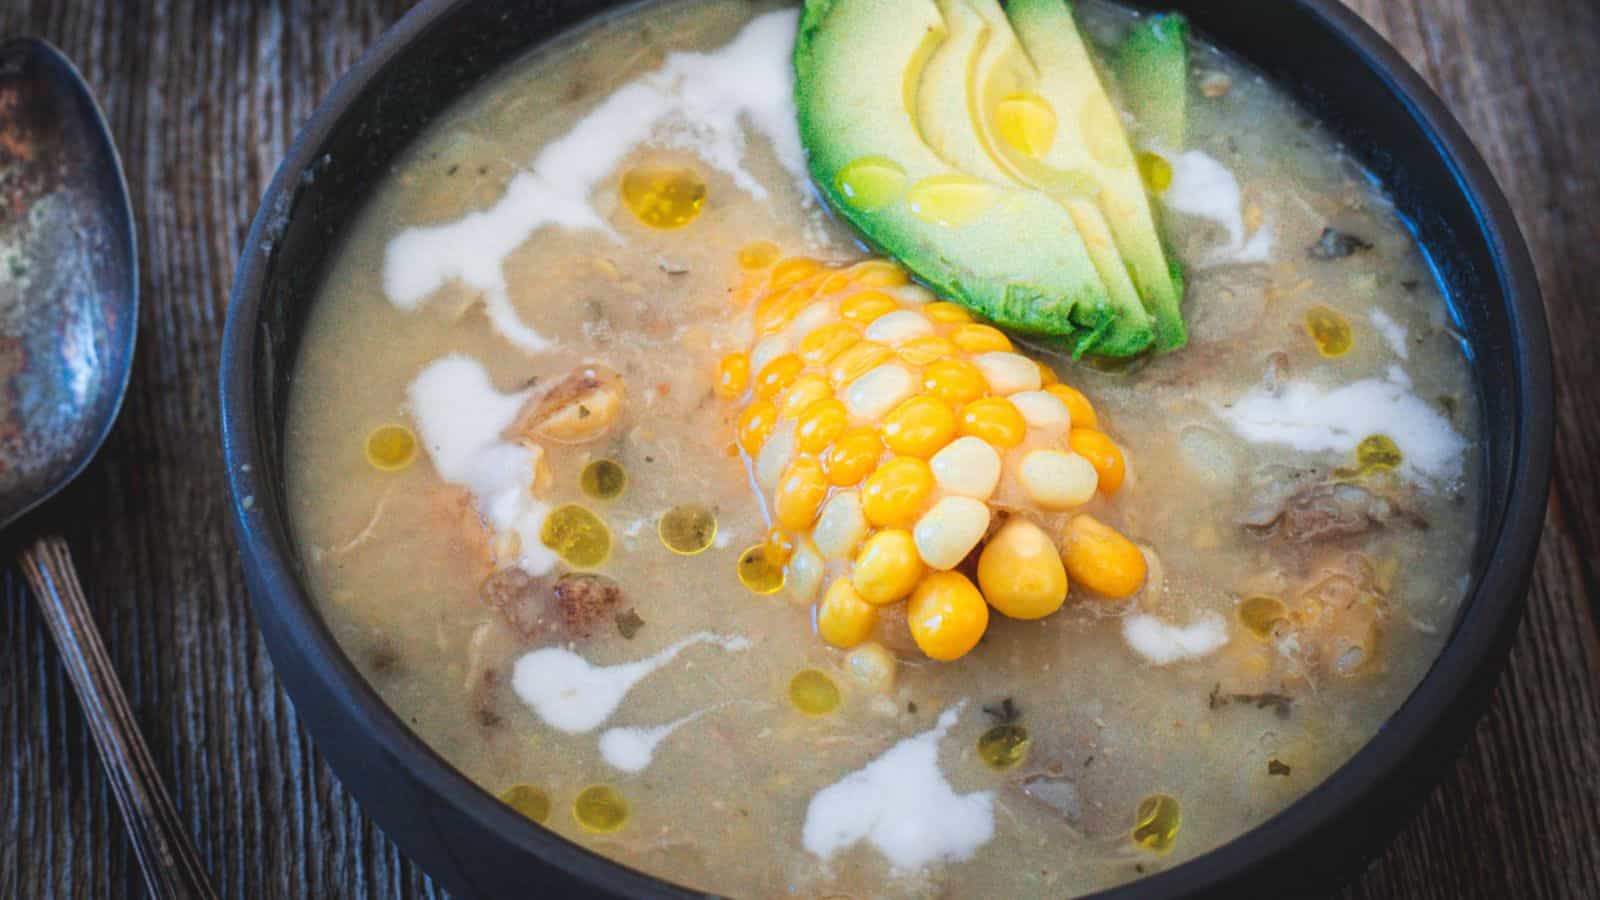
[285,1,1481,896]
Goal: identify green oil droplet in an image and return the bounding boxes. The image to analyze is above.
[737,544,786,595]
[1355,434,1403,472]
[835,156,908,212]
[658,504,717,556]
[541,504,611,568]
[620,165,706,228]
[1132,793,1182,854]
[1238,595,1289,640]
[1304,304,1353,357]
[498,784,551,824]
[365,424,417,471]
[789,668,841,716]
[580,459,627,499]
[977,724,1031,770]
[573,785,629,832]
[906,175,998,227]
[1137,151,1174,193]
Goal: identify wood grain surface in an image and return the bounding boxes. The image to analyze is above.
[1,1,1595,897]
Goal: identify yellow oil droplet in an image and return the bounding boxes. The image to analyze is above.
[906,175,998,227]
[739,240,781,269]
[658,504,717,556]
[1355,434,1403,472]
[1304,304,1353,357]
[737,544,786,594]
[573,785,629,833]
[1137,151,1173,193]
[580,459,627,499]
[540,504,611,568]
[620,165,707,229]
[994,93,1058,159]
[789,668,841,715]
[365,424,416,471]
[1238,595,1289,640]
[1132,794,1182,853]
[835,156,908,212]
[977,724,1031,770]
[498,784,551,824]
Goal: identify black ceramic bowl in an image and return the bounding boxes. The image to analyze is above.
[220,1,1553,896]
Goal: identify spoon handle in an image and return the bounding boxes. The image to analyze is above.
[19,533,219,900]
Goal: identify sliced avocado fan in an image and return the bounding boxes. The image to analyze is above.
[794,0,1189,357]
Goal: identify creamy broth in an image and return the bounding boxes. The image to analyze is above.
[284,1,1481,896]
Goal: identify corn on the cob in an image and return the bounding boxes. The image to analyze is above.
[721,253,1145,660]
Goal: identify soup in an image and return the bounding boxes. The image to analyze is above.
[284,1,1480,896]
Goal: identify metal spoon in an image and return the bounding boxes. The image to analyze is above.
[0,38,216,898]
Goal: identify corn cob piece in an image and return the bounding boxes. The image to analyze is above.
[721,252,1145,661]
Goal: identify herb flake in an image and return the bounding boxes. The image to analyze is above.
[1308,227,1374,260]
[982,697,1022,724]
[615,608,645,640]
[1268,758,1293,776]
[1208,683,1294,719]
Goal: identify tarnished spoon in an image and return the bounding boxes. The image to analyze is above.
[0,38,216,898]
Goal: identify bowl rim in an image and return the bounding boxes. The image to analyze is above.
[220,0,1553,896]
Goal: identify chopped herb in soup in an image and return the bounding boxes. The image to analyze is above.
[285,0,1480,896]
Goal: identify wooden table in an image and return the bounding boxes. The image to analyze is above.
[1,1,1595,897]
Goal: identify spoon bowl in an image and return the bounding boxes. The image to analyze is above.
[0,37,136,528]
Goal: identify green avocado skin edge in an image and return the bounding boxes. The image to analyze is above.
[792,0,1188,359]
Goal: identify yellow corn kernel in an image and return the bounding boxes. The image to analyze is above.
[1045,384,1097,430]
[861,456,935,527]
[922,358,989,406]
[769,256,824,291]
[882,395,957,458]
[906,571,989,661]
[1061,514,1146,599]
[824,427,884,486]
[753,286,807,335]
[818,579,878,648]
[828,341,892,388]
[1068,428,1126,495]
[774,456,829,531]
[840,290,900,324]
[950,323,1014,353]
[852,529,925,605]
[846,259,910,288]
[716,353,750,399]
[796,398,850,455]
[959,397,1027,448]
[755,353,804,399]
[896,334,958,366]
[778,373,832,419]
[1036,360,1059,386]
[799,321,862,367]
[977,518,1068,619]
[736,400,778,455]
[763,527,797,565]
[923,301,974,324]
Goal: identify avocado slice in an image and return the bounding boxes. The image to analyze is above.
[945,0,1149,338]
[795,0,1155,356]
[1116,13,1189,150]
[1001,0,1187,350]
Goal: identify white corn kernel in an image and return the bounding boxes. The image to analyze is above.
[845,642,898,692]
[972,352,1043,395]
[844,363,916,421]
[1018,449,1098,509]
[786,302,835,342]
[750,333,791,375]
[889,284,935,305]
[1010,390,1071,429]
[755,423,796,491]
[929,436,1002,500]
[813,490,869,560]
[864,310,935,346]
[913,495,991,569]
[785,540,825,604]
